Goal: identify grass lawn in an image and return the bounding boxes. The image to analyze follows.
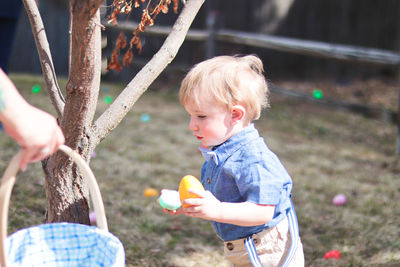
[1,74,399,266]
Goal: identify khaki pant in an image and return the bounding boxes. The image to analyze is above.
[224,218,304,267]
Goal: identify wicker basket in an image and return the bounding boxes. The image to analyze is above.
[0,145,125,266]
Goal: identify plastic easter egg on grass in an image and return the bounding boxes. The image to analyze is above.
[332,194,346,206]
[312,89,323,99]
[179,175,205,208]
[158,190,181,210]
[103,95,113,104]
[143,187,159,197]
[324,249,341,259]
[32,84,41,94]
[89,211,96,224]
[140,113,151,122]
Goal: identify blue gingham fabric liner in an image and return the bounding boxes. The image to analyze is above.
[5,223,125,266]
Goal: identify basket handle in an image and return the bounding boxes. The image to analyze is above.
[0,145,108,267]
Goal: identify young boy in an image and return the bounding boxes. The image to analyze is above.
[164,55,304,266]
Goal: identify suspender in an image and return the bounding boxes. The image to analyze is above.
[281,199,299,267]
[244,236,263,267]
[243,200,299,267]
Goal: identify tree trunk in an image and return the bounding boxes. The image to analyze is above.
[44,0,101,223]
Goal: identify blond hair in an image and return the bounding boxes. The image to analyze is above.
[179,55,269,124]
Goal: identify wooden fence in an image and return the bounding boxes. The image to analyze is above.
[105,21,400,154]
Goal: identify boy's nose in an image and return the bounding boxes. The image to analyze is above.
[189,118,197,131]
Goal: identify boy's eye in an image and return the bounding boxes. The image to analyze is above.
[197,115,206,119]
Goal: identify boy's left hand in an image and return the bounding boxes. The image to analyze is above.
[182,189,222,221]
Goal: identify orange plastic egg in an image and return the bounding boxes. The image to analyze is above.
[143,187,159,197]
[179,175,205,208]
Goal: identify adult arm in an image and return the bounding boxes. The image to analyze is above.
[0,68,64,170]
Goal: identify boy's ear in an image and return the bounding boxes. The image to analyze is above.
[231,105,246,124]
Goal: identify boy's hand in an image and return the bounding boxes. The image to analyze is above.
[162,189,275,226]
[181,189,222,221]
[161,207,185,215]
[159,189,184,215]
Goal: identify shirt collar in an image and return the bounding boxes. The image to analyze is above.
[206,124,260,165]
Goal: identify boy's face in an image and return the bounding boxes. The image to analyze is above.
[184,94,234,148]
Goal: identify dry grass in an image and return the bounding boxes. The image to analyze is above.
[1,74,399,266]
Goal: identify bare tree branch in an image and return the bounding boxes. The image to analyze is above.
[22,0,65,118]
[92,0,205,145]
[92,0,106,12]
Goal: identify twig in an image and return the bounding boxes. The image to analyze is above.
[22,0,65,119]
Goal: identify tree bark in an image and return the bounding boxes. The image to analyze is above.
[44,0,102,223]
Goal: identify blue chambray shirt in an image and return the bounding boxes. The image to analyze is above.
[201,124,293,241]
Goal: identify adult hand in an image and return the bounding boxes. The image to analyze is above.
[3,103,65,171]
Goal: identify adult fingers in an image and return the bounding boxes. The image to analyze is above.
[53,126,65,150]
[19,147,41,171]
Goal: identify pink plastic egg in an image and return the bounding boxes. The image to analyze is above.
[332,194,346,206]
[89,211,97,224]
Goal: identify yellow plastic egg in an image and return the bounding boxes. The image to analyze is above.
[143,187,159,197]
[179,175,205,207]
